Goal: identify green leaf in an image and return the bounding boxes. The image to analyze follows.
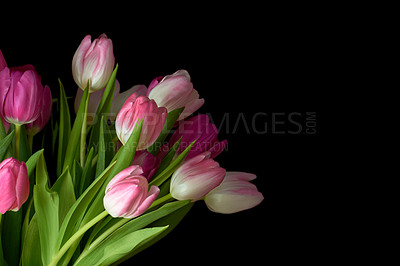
[114,201,194,265]
[1,210,22,266]
[150,140,196,187]
[78,147,95,197]
[85,200,190,253]
[63,85,89,174]
[74,226,168,266]
[52,168,76,227]
[0,214,7,266]
[147,107,184,155]
[97,64,118,117]
[57,79,71,177]
[21,215,43,266]
[34,154,59,266]
[95,116,106,178]
[26,149,44,178]
[56,161,116,252]
[0,130,14,161]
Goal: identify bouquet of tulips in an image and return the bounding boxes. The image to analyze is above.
[0,34,264,266]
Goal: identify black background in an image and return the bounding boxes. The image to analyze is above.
[1,3,327,265]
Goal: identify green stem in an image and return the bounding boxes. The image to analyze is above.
[15,124,21,160]
[80,92,90,167]
[49,210,108,266]
[28,134,33,154]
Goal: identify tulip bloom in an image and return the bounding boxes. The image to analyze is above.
[115,93,167,150]
[72,34,115,92]
[204,172,264,214]
[0,65,44,125]
[147,70,204,121]
[25,85,52,136]
[131,150,161,181]
[74,81,147,124]
[104,165,160,218]
[0,49,7,71]
[0,157,29,214]
[168,114,227,160]
[170,152,226,201]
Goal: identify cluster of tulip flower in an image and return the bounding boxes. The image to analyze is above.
[0,34,263,266]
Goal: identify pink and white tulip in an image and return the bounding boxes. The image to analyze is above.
[25,85,52,136]
[147,70,204,121]
[168,114,227,160]
[115,93,167,150]
[0,65,44,125]
[204,172,264,214]
[131,150,161,181]
[170,152,226,201]
[74,81,147,124]
[0,157,29,214]
[72,34,115,92]
[103,165,160,218]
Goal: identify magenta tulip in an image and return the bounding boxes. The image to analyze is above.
[131,150,161,181]
[25,85,52,136]
[0,157,29,214]
[0,49,7,71]
[168,114,227,160]
[72,34,115,92]
[147,70,204,121]
[115,93,167,150]
[170,152,226,201]
[104,165,160,218]
[204,172,264,214]
[0,65,44,125]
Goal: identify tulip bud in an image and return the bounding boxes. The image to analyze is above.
[104,165,160,218]
[0,157,29,214]
[170,152,226,201]
[147,70,204,121]
[131,150,161,181]
[72,34,115,92]
[0,49,7,71]
[25,85,52,136]
[168,114,227,160]
[115,93,167,150]
[0,65,44,125]
[204,172,264,214]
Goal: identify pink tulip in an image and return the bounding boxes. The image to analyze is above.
[170,152,226,201]
[204,172,264,214]
[104,165,160,218]
[131,150,161,181]
[74,81,147,124]
[147,70,204,121]
[168,114,227,160]
[25,85,52,136]
[0,49,10,131]
[0,65,44,125]
[115,93,167,150]
[72,34,115,92]
[0,157,29,214]
[0,49,7,71]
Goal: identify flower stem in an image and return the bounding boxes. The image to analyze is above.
[28,134,33,153]
[80,92,90,167]
[49,210,108,266]
[14,124,21,160]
